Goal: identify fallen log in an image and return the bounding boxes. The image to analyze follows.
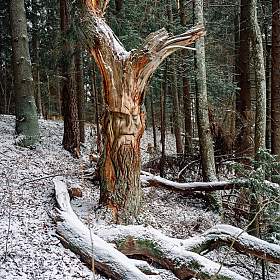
[54,176,251,280]
[97,224,280,279]
[54,177,148,280]
[140,171,248,194]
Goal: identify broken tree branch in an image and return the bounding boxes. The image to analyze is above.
[140,171,248,194]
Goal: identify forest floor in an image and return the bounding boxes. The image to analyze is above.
[0,114,279,280]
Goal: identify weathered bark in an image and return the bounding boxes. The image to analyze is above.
[271,0,280,160]
[75,42,85,143]
[75,0,205,223]
[194,0,222,214]
[60,0,80,156]
[54,177,280,280]
[247,0,266,238]
[8,0,39,147]
[236,0,253,159]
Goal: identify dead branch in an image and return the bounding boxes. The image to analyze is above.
[140,171,248,194]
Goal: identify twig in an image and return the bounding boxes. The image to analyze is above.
[18,174,63,188]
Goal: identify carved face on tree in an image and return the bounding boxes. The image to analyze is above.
[112,111,142,147]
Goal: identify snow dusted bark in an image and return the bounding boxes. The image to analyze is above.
[54,177,280,280]
[248,0,266,156]
[247,0,266,238]
[75,0,205,223]
[194,0,222,214]
[8,0,39,146]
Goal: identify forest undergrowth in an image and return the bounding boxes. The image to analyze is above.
[0,115,279,279]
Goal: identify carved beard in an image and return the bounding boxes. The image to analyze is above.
[111,138,139,180]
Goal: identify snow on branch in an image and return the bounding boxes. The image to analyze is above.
[96,225,248,280]
[52,177,270,280]
[97,224,280,279]
[140,171,248,194]
[54,177,148,280]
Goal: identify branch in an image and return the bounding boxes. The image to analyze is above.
[133,23,205,96]
[140,171,248,194]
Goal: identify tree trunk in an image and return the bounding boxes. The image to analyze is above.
[8,0,39,147]
[92,60,102,153]
[271,0,280,160]
[247,0,266,238]
[180,0,193,155]
[75,0,204,223]
[31,0,42,117]
[264,24,271,150]
[75,42,85,143]
[236,0,253,160]
[194,0,222,214]
[60,0,80,156]
[150,91,157,149]
[167,5,184,156]
[248,1,266,155]
[160,73,167,177]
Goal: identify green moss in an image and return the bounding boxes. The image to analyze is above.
[135,239,163,259]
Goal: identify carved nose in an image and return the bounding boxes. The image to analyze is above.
[126,115,135,134]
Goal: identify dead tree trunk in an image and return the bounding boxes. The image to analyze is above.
[75,0,205,224]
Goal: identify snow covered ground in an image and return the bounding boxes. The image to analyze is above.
[0,115,279,279]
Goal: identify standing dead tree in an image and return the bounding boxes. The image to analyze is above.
[75,0,205,224]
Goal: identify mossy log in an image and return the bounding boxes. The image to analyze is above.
[52,176,280,280]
